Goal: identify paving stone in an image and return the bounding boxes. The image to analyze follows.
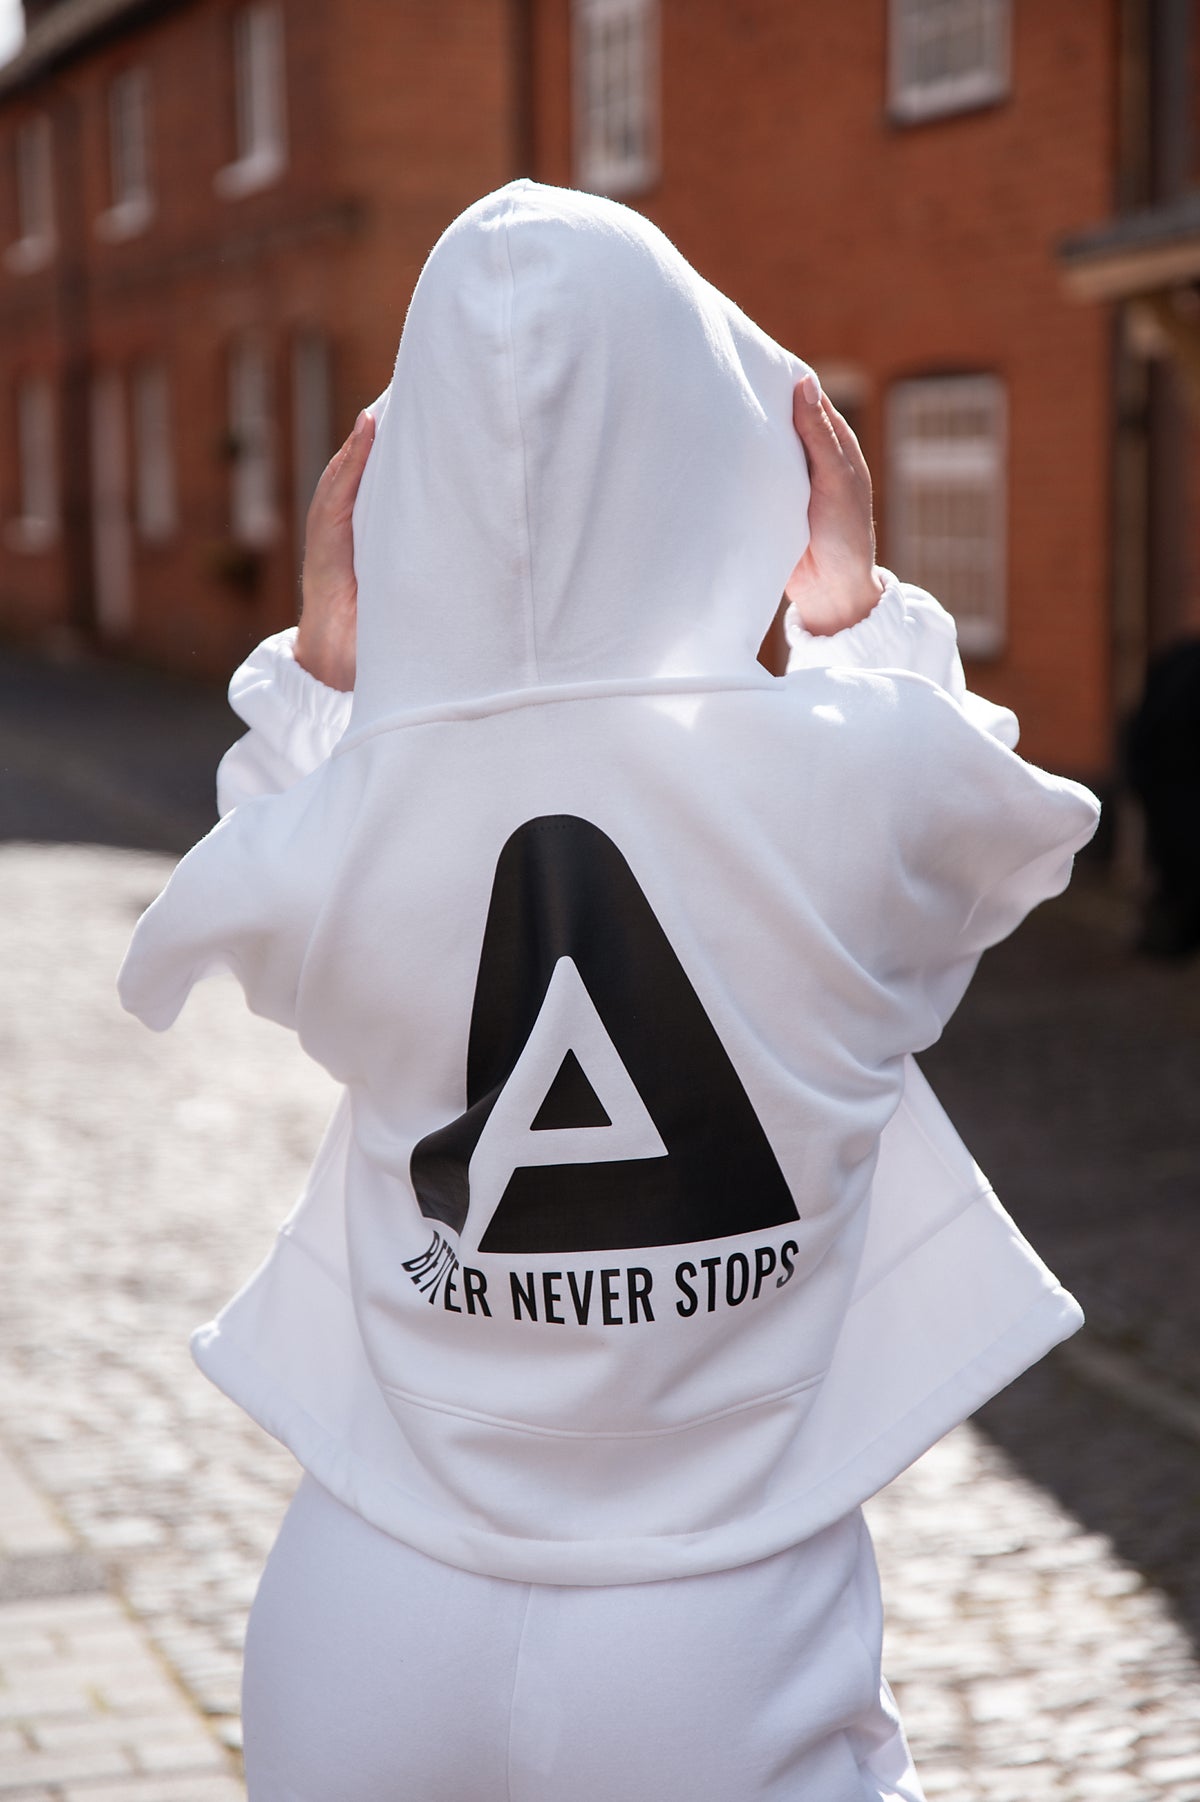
[1144,1753,1200,1784]
[0,1683,93,1725]
[132,1734,229,1774]
[62,1781,246,1802]
[0,1745,135,1788]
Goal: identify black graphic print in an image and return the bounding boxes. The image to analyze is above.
[409,815,798,1254]
[530,1049,612,1130]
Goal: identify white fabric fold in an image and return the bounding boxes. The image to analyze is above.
[787,573,1019,748]
[217,629,353,816]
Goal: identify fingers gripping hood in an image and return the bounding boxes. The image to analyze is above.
[349,181,813,726]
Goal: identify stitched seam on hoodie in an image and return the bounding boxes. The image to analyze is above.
[332,672,778,752]
[794,1287,1081,1508]
[501,204,540,684]
[505,1585,534,1802]
[846,1182,989,1310]
[378,1369,824,1440]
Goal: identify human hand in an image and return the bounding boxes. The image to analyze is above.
[786,374,884,636]
[294,408,376,691]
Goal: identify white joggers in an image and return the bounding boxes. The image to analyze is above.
[242,1474,923,1802]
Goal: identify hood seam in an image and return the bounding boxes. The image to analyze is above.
[332,670,782,755]
[501,203,541,685]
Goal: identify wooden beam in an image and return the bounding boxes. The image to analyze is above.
[1130,292,1200,411]
[1062,235,1200,301]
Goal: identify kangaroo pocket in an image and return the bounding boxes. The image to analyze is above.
[377,1369,825,1542]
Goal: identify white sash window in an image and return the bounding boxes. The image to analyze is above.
[6,114,54,273]
[98,67,153,239]
[888,375,1007,659]
[573,0,659,197]
[10,374,58,550]
[229,337,277,547]
[216,1,287,198]
[889,0,1010,123]
[133,361,178,542]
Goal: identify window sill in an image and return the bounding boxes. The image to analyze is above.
[5,517,58,553]
[888,74,1009,127]
[4,235,55,275]
[95,195,155,242]
[575,155,659,199]
[215,147,286,199]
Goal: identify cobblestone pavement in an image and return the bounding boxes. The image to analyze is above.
[2,646,1200,1799]
[0,1439,242,1800]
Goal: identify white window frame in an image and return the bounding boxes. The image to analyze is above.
[6,113,55,274]
[229,335,278,547]
[7,374,58,551]
[216,1,287,199]
[887,374,1007,659]
[97,66,153,241]
[888,0,1011,125]
[132,360,177,542]
[573,0,659,197]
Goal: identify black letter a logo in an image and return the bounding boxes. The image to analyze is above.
[410,816,798,1255]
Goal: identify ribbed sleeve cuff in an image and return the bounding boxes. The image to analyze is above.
[227,628,354,771]
[786,572,962,689]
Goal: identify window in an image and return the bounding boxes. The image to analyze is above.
[888,0,1010,124]
[229,336,277,546]
[291,327,331,565]
[887,375,1007,657]
[98,67,153,239]
[6,113,54,273]
[216,1,287,198]
[91,369,134,635]
[132,361,177,541]
[573,0,658,196]
[9,374,58,549]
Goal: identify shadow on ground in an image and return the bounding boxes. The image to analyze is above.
[977,1350,1200,1650]
[921,894,1200,1652]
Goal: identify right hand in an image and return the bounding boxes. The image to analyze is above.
[294,408,376,691]
[786,374,884,636]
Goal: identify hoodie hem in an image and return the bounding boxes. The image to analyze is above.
[190,1195,1082,1587]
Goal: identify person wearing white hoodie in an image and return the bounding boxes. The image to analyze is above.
[119,182,1099,1802]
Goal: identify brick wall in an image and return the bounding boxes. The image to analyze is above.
[532,0,1119,778]
[0,0,516,679]
[0,0,1120,776]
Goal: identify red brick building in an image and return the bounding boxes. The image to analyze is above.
[0,0,1194,785]
[0,0,521,676]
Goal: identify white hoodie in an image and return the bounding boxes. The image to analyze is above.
[120,180,1100,1586]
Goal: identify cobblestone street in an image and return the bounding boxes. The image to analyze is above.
[2,647,1200,1799]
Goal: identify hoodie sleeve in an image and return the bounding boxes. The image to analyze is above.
[118,772,338,1034]
[787,573,1019,749]
[865,674,1101,1047]
[216,630,353,817]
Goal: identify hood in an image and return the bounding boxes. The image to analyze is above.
[350,180,812,726]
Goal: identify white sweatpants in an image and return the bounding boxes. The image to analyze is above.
[243,1475,924,1802]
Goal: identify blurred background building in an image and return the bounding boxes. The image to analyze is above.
[0,0,1195,783]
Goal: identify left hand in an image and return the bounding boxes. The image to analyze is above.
[786,374,884,636]
[294,409,376,691]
